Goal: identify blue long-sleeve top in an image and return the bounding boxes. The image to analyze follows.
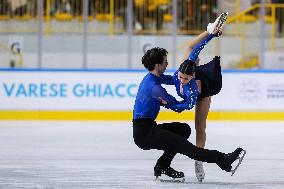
[133,73,193,120]
[170,70,199,111]
[188,33,214,62]
[170,33,215,111]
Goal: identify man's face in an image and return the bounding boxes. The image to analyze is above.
[158,56,168,74]
[178,71,194,85]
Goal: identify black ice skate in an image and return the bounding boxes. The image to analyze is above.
[218,147,246,176]
[154,164,185,182]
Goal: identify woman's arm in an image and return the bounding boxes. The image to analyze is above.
[182,31,209,61]
[188,33,215,62]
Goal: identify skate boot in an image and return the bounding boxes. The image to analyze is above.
[217,147,246,176]
[207,12,229,34]
[154,164,185,182]
[195,160,205,182]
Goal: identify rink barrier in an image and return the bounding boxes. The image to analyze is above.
[1,69,284,121]
[0,111,284,121]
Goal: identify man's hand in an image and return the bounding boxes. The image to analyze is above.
[159,97,167,105]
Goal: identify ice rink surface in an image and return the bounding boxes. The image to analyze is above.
[0,121,283,189]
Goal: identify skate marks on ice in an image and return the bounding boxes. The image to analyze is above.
[153,179,284,189]
[0,121,284,189]
[155,175,185,183]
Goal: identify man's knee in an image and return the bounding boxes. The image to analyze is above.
[133,136,151,150]
[178,122,191,139]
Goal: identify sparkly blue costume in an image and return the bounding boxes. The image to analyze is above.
[172,34,215,110]
[133,72,192,119]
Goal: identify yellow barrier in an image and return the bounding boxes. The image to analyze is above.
[0,111,284,121]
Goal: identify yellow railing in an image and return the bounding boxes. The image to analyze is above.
[226,3,284,68]
[0,1,283,37]
[0,0,219,35]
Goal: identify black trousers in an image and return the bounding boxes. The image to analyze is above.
[133,119,224,167]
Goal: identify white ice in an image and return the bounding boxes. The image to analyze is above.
[0,121,283,189]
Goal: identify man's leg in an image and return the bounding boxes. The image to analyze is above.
[133,121,244,178]
[144,124,224,164]
[153,122,191,179]
[155,122,191,167]
[147,122,223,180]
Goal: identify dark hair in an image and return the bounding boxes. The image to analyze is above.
[179,59,196,76]
[142,47,168,71]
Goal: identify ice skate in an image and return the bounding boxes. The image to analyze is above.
[218,147,246,176]
[207,12,229,34]
[230,149,246,176]
[154,164,185,183]
[195,160,205,182]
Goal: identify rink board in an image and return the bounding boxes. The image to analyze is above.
[0,69,283,120]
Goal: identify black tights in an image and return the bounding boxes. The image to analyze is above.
[133,119,224,167]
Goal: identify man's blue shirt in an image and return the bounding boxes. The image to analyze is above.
[133,73,178,120]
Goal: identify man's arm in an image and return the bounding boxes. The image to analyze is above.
[160,74,175,85]
[152,85,179,105]
[164,80,199,113]
[151,84,191,113]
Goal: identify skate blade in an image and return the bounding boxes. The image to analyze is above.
[155,176,185,183]
[230,150,246,176]
[197,178,204,183]
[215,12,228,31]
[196,174,205,183]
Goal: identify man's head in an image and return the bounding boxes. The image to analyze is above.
[142,47,168,75]
[178,59,196,84]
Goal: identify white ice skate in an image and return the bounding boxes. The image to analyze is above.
[195,161,205,182]
[207,12,229,34]
[230,149,246,176]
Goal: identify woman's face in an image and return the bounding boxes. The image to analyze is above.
[178,71,194,85]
